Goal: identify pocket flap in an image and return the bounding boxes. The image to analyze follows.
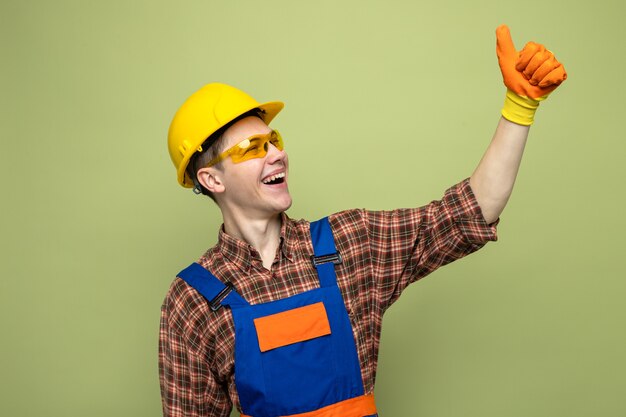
[253,302,331,352]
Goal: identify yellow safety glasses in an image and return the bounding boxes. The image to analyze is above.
[205,130,284,167]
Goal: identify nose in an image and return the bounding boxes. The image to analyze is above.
[266,142,287,164]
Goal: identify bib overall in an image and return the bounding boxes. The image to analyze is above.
[178,217,377,417]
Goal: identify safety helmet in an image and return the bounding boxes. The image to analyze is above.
[167,82,284,188]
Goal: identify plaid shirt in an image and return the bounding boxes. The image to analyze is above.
[159,177,499,417]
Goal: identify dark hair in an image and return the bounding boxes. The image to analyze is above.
[187,109,264,201]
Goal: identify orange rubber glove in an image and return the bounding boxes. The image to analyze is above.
[496,24,567,125]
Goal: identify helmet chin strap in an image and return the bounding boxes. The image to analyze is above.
[192,178,204,195]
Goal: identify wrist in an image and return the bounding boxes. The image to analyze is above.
[501,89,545,126]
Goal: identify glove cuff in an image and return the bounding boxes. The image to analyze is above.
[501,89,545,126]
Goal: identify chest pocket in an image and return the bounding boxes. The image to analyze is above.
[253,302,332,352]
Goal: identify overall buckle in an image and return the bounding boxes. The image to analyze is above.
[209,282,235,312]
[311,252,342,267]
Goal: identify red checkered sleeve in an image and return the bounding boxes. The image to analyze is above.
[159,282,233,417]
[363,177,498,310]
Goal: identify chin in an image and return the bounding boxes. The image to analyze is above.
[277,196,293,213]
[273,186,292,211]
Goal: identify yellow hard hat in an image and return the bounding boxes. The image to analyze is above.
[167,83,284,188]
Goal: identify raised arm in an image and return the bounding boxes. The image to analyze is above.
[470,25,567,225]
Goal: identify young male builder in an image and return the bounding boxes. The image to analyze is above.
[159,25,567,417]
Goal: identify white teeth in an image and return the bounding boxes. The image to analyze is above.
[262,172,285,184]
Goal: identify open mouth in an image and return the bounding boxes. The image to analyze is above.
[262,172,286,185]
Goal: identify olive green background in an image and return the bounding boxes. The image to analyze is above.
[2,0,624,416]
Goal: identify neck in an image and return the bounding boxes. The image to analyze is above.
[222,211,283,270]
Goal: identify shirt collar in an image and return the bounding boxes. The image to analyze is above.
[217,212,295,271]
[280,212,295,262]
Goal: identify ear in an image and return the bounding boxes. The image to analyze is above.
[196,167,226,194]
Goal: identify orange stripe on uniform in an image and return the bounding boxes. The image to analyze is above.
[253,302,331,352]
[241,393,376,417]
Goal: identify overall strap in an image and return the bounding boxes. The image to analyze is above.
[177,263,249,310]
[310,217,342,288]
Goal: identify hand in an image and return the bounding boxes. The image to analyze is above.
[496,24,567,100]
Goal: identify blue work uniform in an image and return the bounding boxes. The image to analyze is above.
[177,218,377,417]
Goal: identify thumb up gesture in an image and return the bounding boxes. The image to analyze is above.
[495,25,567,125]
